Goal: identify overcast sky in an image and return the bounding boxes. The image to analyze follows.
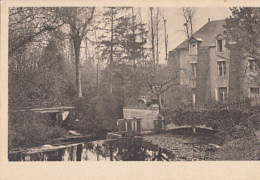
[158,7,232,63]
[165,8,231,49]
[88,7,233,65]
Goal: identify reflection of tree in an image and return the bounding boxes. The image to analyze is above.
[152,148,168,161]
[85,139,175,161]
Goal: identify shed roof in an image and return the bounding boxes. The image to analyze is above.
[16,106,75,113]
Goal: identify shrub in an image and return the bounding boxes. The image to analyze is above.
[162,107,249,129]
[8,121,67,151]
[162,107,260,142]
[68,93,123,134]
[8,110,68,151]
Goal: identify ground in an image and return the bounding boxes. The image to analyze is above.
[210,137,260,160]
[143,133,219,161]
[210,130,260,160]
[143,131,260,161]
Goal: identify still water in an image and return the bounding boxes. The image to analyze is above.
[9,137,175,161]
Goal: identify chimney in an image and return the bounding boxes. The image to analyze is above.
[208,18,210,22]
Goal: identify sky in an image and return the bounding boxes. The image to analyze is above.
[85,7,233,65]
[164,7,232,51]
[128,7,231,64]
[117,7,232,64]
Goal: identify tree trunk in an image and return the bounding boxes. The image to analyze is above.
[164,19,168,60]
[150,7,155,67]
[158,93,163,112]
[132,7,136,67]
[74,38,83,98]
[109,7,114,94]
[156,7,159,65]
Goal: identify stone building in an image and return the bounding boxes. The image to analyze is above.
[166,19,260,108]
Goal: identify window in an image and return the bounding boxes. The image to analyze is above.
[217,40,222,52]
[218,87,228,101]
[217,61,227,76]
[248,60,256,71]
[250,87,259,94]
[216,39,225,52]
[190,63,197,77]
[189,42,197,55]
[191,88,196,106]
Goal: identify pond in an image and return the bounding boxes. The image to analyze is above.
[8,137,176,161]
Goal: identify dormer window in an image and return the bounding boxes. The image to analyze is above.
[217,40,223,52]
[188,37,202,55]
[215,34,226,53]
[189,41,197,55]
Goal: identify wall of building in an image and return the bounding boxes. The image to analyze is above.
[167,49,198,107]
[123,107,159,131]
[167,42,260,108]
[166,50,182,107]
[209,47,230,102]
[229,50,244,102]
[195,47,211,108]
[179,50,197,86]
[241,57,260,106]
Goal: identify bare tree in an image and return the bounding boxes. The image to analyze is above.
[181,7,196,39]
[9,7,64,57]
[145,65,183,111]
[55,7,95,98]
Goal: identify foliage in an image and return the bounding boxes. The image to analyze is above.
[68,93,124,134]
[162,107,260,141]
[98,7,149,66]
[9,37,74,109]
[8,112,68,150]
[225,7,260,66]
[55,7,96,97]
[9,7,63,56]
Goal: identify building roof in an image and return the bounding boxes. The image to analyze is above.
[173,19,226,50]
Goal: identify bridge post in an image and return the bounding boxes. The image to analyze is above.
[192,125,196,133]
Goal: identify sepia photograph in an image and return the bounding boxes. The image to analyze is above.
[5,4,260,163]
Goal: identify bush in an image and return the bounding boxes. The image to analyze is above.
[162,107,260,142]
[68,93,123,134]
[8,110,68,151]
[162,107,250,129]
[8,121,67,151]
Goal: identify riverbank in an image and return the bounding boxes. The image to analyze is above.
[210,132,260,160]
[143,132,260,161]
[8,128,99,154]
[143,133,220,161]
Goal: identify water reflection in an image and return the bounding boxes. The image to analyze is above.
[9,137,175,161]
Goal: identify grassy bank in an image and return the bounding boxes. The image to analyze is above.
[8,111,69,151]
[8,121,68,151]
